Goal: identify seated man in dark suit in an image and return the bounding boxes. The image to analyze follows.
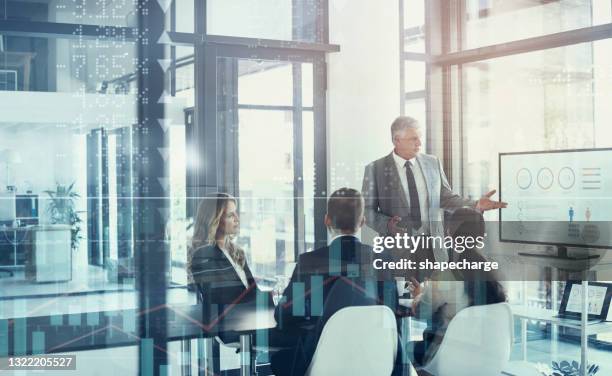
[270,187,402,376]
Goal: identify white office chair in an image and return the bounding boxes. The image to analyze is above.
[305,305,398,376]
[420,302,513,376]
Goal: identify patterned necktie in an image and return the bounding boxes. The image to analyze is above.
[404,160,422,229]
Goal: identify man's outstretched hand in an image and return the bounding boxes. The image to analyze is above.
[387,216,407,234]
[476,189,508,211]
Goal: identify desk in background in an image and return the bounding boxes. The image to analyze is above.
[512,304,612,376]
[0,226,31,271]
[0,225,71,282]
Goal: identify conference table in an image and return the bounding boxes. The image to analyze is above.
[2,302,276,376]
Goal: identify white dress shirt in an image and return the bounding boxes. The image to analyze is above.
[219,246,249,288]
[392,152,430,234]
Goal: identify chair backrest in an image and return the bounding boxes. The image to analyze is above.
[306,306,398,376]
[422,302,514,376]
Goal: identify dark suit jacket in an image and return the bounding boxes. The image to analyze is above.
[362,152,477,279]
[362,152,476,236]
[189,244,258,305]
[271,236,401,375]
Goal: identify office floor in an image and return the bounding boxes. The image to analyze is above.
[0,264,128,299]
[0,337,604,375]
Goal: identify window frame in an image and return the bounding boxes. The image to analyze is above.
[426,0,612,352]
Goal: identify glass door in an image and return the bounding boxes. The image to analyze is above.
[201,48,323,285]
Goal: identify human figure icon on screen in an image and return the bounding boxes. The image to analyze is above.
[586,207,591,222]
[568,207,574,222]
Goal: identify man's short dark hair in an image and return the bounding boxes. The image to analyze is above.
[327,188,364,232]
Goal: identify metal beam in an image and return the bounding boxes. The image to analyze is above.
[403,52,427,61]
[205,34,340,53]
[238,104,314,111]
[405,90,426,101]
[161,31,340,54]
[0,20,137,40]
[430,23,612,66]
[164,31,199,46]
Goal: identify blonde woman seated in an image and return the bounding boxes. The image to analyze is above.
[187,193,258,305]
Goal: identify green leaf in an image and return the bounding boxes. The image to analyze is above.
[560,361,570,369]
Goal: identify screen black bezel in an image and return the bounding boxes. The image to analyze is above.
[498,147,612,249]
[558,281,612,321]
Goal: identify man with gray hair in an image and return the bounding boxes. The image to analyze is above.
[362,116,506,279]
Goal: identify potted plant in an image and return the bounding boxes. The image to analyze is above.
[535,361,599,376]
[44,182,83,251]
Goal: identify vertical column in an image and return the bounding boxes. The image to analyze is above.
[239,334,251,376]
[180,338,192,376]
[292,63,306,260]
[292,282,306,317]
[13,318,26,356]
[551,271,559,359]
[0,320,8,357]
[313,57,328,250]
[136,0,169,375]
[197,337,215,375]
[256,290,270,364]
[521,281,527,361]
[140,338,154,375]
[311,275,324,317]
[32,332,44,355]
[580,278,588,376]
[399,0,405,114]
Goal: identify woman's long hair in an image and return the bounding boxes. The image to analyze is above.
[447,208,506,306]
[187,193,246,282]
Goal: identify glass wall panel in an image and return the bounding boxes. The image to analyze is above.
[403,0,425,52]
[0,0,137,27]
[238,109,296,277]
[462,0,611,50]
[238,60,293,106]
[0,36,136,94]
[404,97,426,149]
[213,57,316,284]
[175,0,195,33]
[0,36,137,310]
[207,0,320,42]
[460,40,612,216]
[404,60,426,92]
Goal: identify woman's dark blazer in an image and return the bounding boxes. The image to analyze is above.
[189,244,257,305]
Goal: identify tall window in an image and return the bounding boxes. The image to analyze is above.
[166,0,334,288]
[400,0,427,146]
[0,4,138,301]
[428,0,612,355]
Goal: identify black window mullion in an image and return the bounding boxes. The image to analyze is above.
[312,57,328,249]
[135,0,169,374]
[292,63,305,259]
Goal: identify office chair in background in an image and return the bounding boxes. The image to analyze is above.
[418,302,513,376]
[306,305,398,376]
